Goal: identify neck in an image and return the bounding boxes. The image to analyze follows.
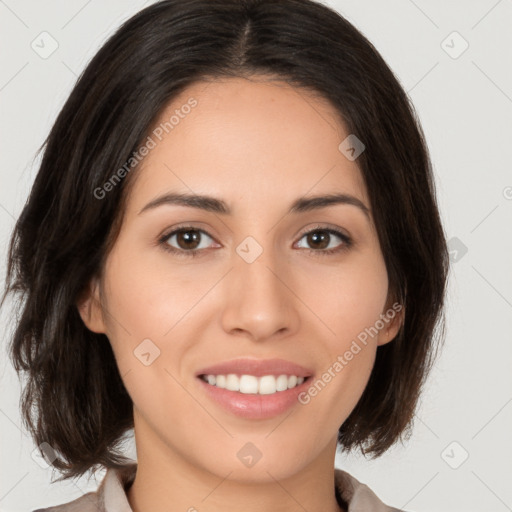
[126,412,344,512]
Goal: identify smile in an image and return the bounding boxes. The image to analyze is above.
[199,373,306,395]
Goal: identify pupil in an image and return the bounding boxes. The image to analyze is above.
[178,230,200,250]
[309,230,329,249]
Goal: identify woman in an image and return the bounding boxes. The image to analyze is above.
[1,0,449,510]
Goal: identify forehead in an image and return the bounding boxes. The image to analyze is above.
[125,76,368,217]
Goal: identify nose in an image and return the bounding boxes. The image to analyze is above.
[220,241,300,343]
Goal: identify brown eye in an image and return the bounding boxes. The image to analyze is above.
[295,226,352,255]
[174,229,202,250]
[305,230,330,250]
[161,228,215,255]
[158,225,352,259]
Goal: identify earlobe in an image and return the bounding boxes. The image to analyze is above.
[76,277,107,334]
[377,306,404,346]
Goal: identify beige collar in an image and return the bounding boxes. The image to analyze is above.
[40,462,404,512]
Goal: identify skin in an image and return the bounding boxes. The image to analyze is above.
[78,76,402,512]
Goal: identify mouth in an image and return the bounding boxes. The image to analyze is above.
[194,358,314,420]
[198,373,310,395]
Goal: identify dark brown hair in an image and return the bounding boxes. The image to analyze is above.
[1,0,449,481]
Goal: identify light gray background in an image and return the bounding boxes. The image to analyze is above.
[1,1,511,511]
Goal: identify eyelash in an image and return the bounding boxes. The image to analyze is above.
[158,224,353,259]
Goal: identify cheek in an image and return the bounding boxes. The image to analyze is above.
[298,255,387,417]
[99,243,216,408]
[309,254,389,345]
[102,240,209,342]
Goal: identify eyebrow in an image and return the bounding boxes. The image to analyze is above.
[138,192,371,220]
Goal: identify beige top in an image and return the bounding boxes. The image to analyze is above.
[32,463,406,512]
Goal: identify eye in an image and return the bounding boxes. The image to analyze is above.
[159,227,218,258]
[295,225,352,256]
[158,224,352,258]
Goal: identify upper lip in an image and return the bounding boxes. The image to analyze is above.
[195,358,314,378]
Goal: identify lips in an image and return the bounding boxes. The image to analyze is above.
[195,358,314,419]
[195,357,314,378]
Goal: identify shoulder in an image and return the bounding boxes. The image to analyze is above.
[33,465,404,512]
[335,468,408,512]
[30,463,137,512]
[30,489,102,512]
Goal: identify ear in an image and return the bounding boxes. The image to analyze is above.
[377,300,405,347]
[76,276,107,334]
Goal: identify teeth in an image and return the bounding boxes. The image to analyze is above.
[226,374,239,392]
[201,374,306,394]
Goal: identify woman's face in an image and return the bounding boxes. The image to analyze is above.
[79,76,401,482]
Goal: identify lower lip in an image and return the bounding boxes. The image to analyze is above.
[197,377,311,420]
